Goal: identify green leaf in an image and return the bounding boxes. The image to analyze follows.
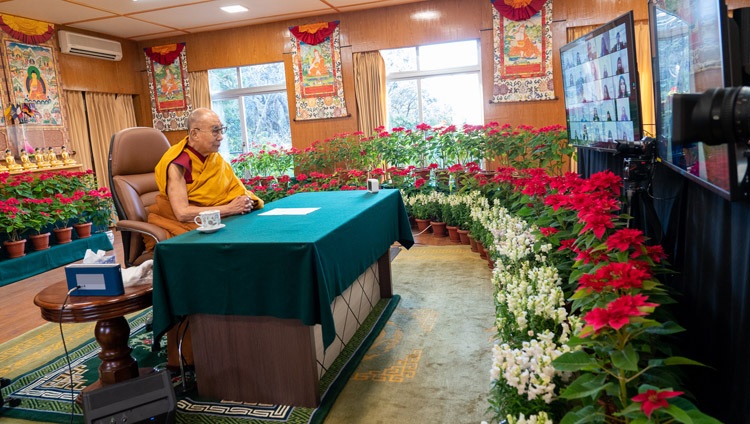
[663,356,706,367]
[553,350,600,371]
[645,321,686,335]
[610,344,639,371]
[560,405,605,424]
[663,404,694,423]
[560,373,609,399]
[685,409,724,424]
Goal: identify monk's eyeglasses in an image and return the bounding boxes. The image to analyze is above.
[194,126,228,136]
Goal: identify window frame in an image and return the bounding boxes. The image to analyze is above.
[383,40,483,127]
[208,63,290,156]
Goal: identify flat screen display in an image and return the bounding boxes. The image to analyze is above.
[650,0,741,199]
[561,11,642,151]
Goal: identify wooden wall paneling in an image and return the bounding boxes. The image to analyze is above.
[555,0,649,26]
[343,0,484,53]
[57,31,141,94]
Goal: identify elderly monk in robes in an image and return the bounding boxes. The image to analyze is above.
[145,108,263,250]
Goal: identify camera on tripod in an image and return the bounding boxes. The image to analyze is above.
[616,137,656,185]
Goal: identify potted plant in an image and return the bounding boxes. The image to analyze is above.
[22,197,55,251]
[82,187,115,233]
[0,198,30,258]
[49,193,79,244]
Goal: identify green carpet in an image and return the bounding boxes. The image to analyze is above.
[0,296,399,424]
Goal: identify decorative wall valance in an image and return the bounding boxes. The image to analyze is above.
[0,14,54,45]
[144,43,185,66]
[289,21,339,45]
[491,0,547,21]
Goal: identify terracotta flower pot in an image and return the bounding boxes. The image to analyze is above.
[469,234,478,252]
[447,225,461,243]
[74,222,93,239]
[29,232,51,251]
[415,218,431,233]
[4,239,27,259]
[53,227,73,244]
[457,229,470,245]
[477,241,487,259]
[431,221,447,237]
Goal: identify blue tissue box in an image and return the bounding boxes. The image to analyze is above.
[65,263,124,296]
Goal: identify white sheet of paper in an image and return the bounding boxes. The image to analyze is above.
[258,207,320,216]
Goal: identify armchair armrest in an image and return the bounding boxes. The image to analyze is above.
[115,219,168,244]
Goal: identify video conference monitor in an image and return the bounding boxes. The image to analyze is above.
[560,11,643,152]
[650,0,746,200]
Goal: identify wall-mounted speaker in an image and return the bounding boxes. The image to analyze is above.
[82,370,176,424]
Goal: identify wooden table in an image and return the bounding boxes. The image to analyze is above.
[33,281,153,402]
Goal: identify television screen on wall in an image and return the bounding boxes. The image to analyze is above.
[560,11,643,151]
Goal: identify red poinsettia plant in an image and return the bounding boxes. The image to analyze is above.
[0,198,31,242]
[495,168,719,423]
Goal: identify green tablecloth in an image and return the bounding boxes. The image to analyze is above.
[0,232,113,288]
[151,189,414,347]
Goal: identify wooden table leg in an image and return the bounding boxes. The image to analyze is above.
[95,316,139,384]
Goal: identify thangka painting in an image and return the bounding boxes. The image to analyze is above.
[3,40,62,125]
[144,43,191,131]
[491,0,554,103]
[290,21,348,120]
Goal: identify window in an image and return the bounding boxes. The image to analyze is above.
[381,40,483,129]
[208,63,291,160]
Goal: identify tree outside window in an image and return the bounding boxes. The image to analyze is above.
[382,40,483,130]
[208,63,291,161]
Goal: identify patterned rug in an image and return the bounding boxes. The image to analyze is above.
[0,296,399,424]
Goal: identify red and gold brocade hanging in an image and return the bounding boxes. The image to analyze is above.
[491,0,547,21]
[0,14,54,45]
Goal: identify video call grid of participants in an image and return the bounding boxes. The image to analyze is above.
[562,24,635,145]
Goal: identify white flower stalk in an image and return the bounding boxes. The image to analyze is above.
[491,330,574,403]
[505,411,554,424]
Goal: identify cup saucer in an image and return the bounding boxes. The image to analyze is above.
[196,223,225,234]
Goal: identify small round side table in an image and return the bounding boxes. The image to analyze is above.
[33,281,153,403]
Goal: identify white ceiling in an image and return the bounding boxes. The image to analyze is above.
[0,0,426,41]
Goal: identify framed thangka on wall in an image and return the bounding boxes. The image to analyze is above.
[290,21,348,120]
[3,40,62,126]
[491,0,554,103]
[144,42,191,131]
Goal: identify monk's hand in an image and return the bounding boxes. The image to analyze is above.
[239,195,254,214]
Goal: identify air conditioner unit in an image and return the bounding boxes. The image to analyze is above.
[58,30,123,61]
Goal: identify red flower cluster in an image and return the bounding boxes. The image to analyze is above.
[582,294,658,336]
[577,261,652,293]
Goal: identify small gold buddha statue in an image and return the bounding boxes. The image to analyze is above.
[4,149,21,171]
[35,147,50,168]
[20,150,37,170]
[48,147,63,167]
[61,146,76,165]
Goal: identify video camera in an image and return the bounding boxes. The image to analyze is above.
[616,137,656,185]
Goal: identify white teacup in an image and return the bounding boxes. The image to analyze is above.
[194,210,221,229]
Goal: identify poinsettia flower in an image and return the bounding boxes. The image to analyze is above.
[582,294,658,335]
[606,228,646,251]
[539,227,558,237]
[575,247,608,265]
[579,210,615,239]
[632,389,684,418]
[415,178,426,189]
